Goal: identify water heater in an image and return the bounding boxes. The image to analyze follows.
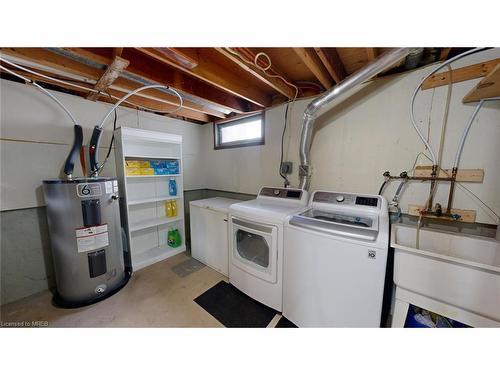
[43,177,130,307]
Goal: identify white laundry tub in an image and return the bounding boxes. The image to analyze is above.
[391,224,500,326]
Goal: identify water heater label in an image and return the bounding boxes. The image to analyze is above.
[105,181,113,194]
[76,183,102,198]
[75,224,109,252]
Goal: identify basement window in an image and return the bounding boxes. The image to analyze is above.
[214,113,265,149]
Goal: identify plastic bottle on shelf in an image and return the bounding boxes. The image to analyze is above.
[166,200,173,217]
[169,178,177,196]
[171,200,177,217]
[167,228,182,248]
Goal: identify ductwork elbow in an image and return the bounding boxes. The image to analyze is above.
[297,47,413,191]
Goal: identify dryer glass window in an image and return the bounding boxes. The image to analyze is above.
[235,229,269,268]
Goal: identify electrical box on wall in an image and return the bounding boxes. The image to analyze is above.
[281,161,293,175]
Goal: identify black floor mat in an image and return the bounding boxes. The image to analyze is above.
[275,316,298,328]
[194,281,278,327]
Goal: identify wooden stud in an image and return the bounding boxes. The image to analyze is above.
[413,166,484,182]
[421,58,500,90]
[113,48,124,58]
[408,205,476,223]
[439,48,451,61]
[214,48,296,99]
[293,48,334,89]
[463,63,500,103]
[134,47,272,108]
[313,48,347,84]
[366,48,378,61]
[87,56,129,101]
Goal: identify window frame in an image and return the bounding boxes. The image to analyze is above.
[213,113,265,150]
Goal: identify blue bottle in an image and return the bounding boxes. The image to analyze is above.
[169,178,177,196]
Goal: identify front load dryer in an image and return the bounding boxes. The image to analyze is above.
[228,187,308,311]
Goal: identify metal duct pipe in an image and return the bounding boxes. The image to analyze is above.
[298,48,415,190]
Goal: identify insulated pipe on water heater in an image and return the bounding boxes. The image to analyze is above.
[298,48,415,190]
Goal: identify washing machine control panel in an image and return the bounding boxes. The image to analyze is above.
[259,187,304,200]
[313,191,380,208]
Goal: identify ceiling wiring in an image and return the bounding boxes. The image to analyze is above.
[0,56,184,116]
[224,48,299,101]
[0,63,78,126]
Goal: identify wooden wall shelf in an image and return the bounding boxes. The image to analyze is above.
[421,58,500,90]
[413,166,484,182]
[463,63,500,103]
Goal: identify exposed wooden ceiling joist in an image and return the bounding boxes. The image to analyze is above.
[0,48,225,121]
[87,56,129,101]
[293,48,334,89]
[135,47,273,108]
[113,48,123,58]
[151,48,198,69]
[366,48,378,61]
[439,48,451,61]
[61,47,253,114]
[313,48,347,84]
[214,48,296,100]
[0,66,212,123]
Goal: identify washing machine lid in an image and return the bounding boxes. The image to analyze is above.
[289,208,379,241]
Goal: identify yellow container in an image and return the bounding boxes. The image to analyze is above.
[126,160,150,168]
[171,200,177,217]
[139,168,155,175]
[166,201,173,217]
[125,167,142,176]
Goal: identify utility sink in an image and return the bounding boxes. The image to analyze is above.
[391,224,500,324]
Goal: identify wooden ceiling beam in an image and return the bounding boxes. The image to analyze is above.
[105,88,212,122]
[87,56,129,101]
[4,47,249,114]
[366,48,378,61]
[135,47,272,108]
[0,67,213,123]
[0,49,226,121]
[214,47,296,100]
[313,48,347,84]
[150,48,198,69]
[293,48,334,89]
[439,48,451,61]
[113,48,123,58]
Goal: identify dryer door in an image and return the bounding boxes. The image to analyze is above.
[231,217,278,283]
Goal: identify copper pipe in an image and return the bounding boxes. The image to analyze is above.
[446,167,458,214]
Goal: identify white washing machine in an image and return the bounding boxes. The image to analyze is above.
[229,187,308,311]
[283,191,389,327]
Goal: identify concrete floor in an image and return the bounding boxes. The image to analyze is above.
[0,252,230,327]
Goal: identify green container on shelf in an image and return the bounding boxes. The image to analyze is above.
[167,229,182,248]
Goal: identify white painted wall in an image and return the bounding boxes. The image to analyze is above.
[202,49,500,224]
[2,49,499,223]
[0,79,206,211]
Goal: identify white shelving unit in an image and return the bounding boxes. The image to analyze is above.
[115,127,186,271]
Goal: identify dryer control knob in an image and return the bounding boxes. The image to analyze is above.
[274,189,281,196]
[336,195,345,202]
